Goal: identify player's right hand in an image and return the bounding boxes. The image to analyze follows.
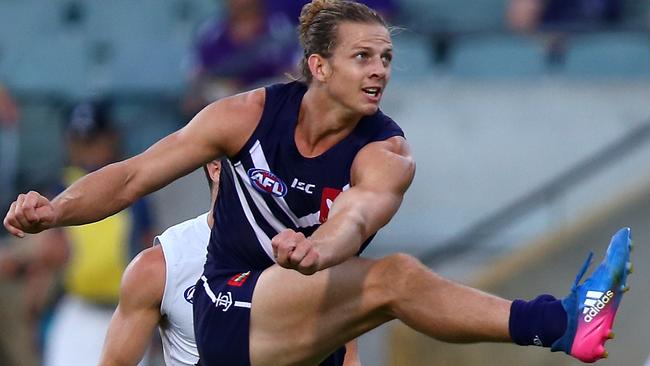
[272,229,321,275]
[3,191,57,237]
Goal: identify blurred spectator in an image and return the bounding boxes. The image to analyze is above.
[356,0,399,21]
[506,0,623,65]
[0,83,20,214]
[0,238,41,366]
[507,0,623,32]
[0,83,19,126]
[269,0,399,24]
[182,0,399,115]
[0,83,41,366]
[38,99,155,366]
[182,0,299,115]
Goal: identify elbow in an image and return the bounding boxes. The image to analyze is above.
[401,157,416,194]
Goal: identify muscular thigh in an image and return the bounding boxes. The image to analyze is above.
[249,257,392,366]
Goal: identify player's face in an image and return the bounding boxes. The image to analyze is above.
[326,22,392,116]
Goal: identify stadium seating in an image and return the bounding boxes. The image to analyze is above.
[391,32,435,80]
[397,0,508,32]
[447,34,548,79]
[562,32,650,78]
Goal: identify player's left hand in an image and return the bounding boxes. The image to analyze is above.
[271,229,320,275]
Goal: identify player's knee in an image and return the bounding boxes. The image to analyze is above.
[375,253,427,299]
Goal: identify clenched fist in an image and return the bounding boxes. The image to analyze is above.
[271,229,320,275]
[3,191,57,237]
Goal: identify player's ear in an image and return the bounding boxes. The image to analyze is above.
[307,54,331,82]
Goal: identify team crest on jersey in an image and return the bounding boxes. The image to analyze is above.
[227,271,251,287]
[184,285,195,304]
[247,168,288,197]
[319,187,342,223]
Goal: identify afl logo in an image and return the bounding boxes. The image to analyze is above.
[184,285,195,304]
[247,168,288,197]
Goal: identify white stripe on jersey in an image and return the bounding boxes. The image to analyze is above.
[249,140,321,228]
[234,162,287,233]
[227,161,276,261]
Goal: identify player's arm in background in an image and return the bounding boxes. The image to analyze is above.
[99,246,165,366]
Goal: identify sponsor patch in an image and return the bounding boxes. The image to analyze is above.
[227,271,251,287]
[319,187,342,223]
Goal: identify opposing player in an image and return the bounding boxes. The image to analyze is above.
[4,1,632,365]
[98,161,220,366]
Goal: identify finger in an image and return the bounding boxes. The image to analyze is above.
[21,191,41,223]
[278,236,301,267]
[289,241,309,266]
[14,193,25,211]
[13,195,33,230]
[34,192,51,207]
[271,237,279,258]
[298,249,320,275]
[4,202,25,238]
[272,229,293,257]
[35,204,56,228]
[277,241,297,266]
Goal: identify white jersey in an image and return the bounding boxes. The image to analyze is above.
[157,213,210,366]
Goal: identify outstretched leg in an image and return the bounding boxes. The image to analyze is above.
[249,227,633,366]
[249,253,512,366]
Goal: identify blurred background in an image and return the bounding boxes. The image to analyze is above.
[1,0,650,365]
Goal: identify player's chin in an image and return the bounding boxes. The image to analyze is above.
[358,103,380,116]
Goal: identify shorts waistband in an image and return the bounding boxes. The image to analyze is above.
[201,275,252,311]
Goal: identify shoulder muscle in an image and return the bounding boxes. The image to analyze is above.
[351,136,415,195]
[120,246,166,311]
[183,87,266,158]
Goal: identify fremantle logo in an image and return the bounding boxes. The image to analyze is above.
[247,168,288,197]
[216,291,233,312]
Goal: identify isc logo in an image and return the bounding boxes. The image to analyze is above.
[247,168,288,197]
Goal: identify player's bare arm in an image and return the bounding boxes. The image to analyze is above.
[99,246,165,366]
[3,89,264,237]
[272,136,415,274]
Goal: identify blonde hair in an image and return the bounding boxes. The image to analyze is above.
[298,0,387,83]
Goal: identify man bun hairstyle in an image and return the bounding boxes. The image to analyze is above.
[298,0,387,83]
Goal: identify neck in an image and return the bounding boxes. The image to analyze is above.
[295,86,362,157]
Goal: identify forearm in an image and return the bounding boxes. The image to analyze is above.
[99,305,158,366]
[52,161,139,227]
[310,188,401,271]
[310,209,366,270]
